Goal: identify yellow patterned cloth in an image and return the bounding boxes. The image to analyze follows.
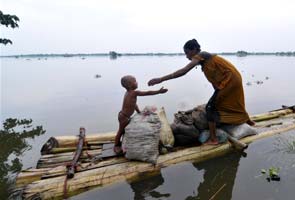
[193,54,250,124]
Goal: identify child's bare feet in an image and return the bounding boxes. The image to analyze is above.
[205,139,219,145]
[113,145,123,154]
[246,120,256,126]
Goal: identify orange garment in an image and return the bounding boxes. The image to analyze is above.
[193,53,250,124]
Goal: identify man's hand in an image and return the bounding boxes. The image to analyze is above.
[148,78,162,86]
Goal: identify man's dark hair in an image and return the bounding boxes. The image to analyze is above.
[183,39,201,52]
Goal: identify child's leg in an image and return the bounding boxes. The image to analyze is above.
[114,124,125,154]
[114,125,124,147]
[114,115,129,154]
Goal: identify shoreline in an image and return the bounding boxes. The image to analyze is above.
[1,51,295,58]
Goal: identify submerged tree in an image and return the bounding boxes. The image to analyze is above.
[0,10,20,45]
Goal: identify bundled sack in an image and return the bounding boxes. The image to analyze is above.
[198,129,228,144]
[157,107,175,147]
[221,123,258,139]
[123,106,161,164]
[191,104,209,130]
[171,110,199,146]
[171,123,199,146]
[173,104,209,131]
[170,104,208,146]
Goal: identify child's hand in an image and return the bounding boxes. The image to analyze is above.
[159,87,168,93]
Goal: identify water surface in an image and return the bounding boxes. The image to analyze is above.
[1,55,295,199]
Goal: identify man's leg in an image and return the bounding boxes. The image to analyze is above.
[205,90,219,145]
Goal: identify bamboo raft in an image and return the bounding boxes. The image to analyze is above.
[12,106,295,200]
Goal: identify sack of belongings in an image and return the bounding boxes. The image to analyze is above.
[170,104,209,146]
[123,106,161,164]
[198,129,228,144]
[221,123,258,139]
[157,107,175,147]
[171,103,257,146]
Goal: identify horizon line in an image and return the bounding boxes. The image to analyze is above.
[1,51,295,57]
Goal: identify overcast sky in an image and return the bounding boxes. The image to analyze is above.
[1,0,295,55]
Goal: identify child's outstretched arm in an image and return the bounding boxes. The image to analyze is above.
[135,87,168,96]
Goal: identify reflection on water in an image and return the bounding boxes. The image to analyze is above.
[82,131,293,200]
[0,118,45,199]
[190,152,242,200]
[129,171,170,200]
[273,135,295,154]
[126,152,242,200]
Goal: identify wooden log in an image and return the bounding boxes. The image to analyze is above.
[37,149,102,168]
[48,145,102,154]
[250,109,293,122]
[15,108,294,199]
[39,149,102,160]
[86,141,113,145]
[67,127,86,178]
[270,105,295,112]
[226,134,248,150]
[15,157,128,188]
[254,113,295,128]
[20,121,295,200]
[15,168,53,188]
[40,108,294,155]
[40,132,116,154]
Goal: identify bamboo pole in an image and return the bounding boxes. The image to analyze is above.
[46,145,102,154]
[227,134,248,149]
[15,157,128,188]
[19,121,295,200]
[250,109,293,122]
[40,149,102,159]
[14,108,295,199]
[37,149,102,169]
[40,108,294,155]
[40,132,116,154]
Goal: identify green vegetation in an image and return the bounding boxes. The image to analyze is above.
[261,167,280,181]
[0,118,45,198]
[0,10,20,45]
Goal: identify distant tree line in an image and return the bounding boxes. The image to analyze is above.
[220,51,295,57]
[1,51,295,58]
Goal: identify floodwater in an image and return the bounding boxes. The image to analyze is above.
[1,55,295,199]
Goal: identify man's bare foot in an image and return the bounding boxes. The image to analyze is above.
[113,145,123,154]
[246,120,256,126]
[205,139,219,145]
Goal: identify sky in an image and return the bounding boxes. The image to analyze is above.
[1,0,295,55]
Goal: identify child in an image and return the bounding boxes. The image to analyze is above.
[114,75,168,154]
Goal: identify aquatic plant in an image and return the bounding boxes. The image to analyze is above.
[261,167,280,181]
